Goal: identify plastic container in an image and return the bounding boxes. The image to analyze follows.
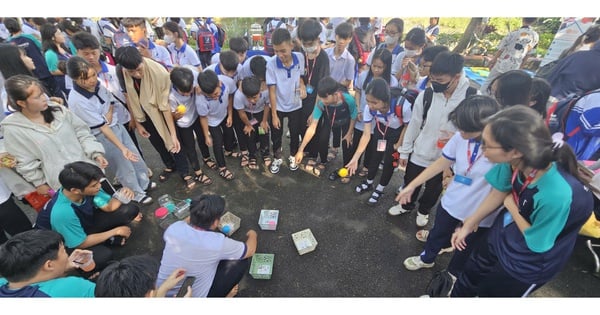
[154,207,178,230]
[219,211,241,236]
[158,194,176,213]
[249,253,274,280]
[258,209,279,230]
[292,228,318,255]
[173,200,191,219]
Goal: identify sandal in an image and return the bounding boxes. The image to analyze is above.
[219,167,234,180]
[355,180,373,194]
[240,152,249,167]
[416,229,429,243]
[328,170,340,181]
[158,168,174,182]
[203,158,217,170]
[357,167,369,177]
[368,189,384,205]
[224,150,242,158]
[184,175,196,189]
[327,147,338,161]
[194,170,213,185]
[248,158,259,170]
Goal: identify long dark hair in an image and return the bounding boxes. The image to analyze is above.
[363,48,392,90]
[485,105,583,183]
[0,44,33,78]
[4,74,61,123]
[40,23,69,54]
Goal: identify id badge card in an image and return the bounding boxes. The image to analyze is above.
[306,84,314,94]
[249,117,258,125]
[453,174,473,186]
[377,139,387,152]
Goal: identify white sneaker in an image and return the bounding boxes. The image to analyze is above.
[270,158,283,174]
[288,156,298,171]
[416,212,429,227]
[403,255,435,271]
[388,203,411,216]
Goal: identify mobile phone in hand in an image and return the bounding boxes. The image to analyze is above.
[100,177,116,195]
[176,276,195,297]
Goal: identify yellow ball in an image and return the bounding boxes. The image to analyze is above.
[176,105,187,114]
[338,167,348,178]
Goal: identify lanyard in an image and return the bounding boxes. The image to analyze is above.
[465,140,481,175]
[375,116,389,137]
[511,168,538,204]
[305,54,317,85]
[324,92,343,128]
[100,72,110,89]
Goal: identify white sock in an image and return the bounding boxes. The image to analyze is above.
[376,184,386,192]
[366,179,374,185]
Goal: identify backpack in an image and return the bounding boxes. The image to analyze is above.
[390,86,420,123]
[264,21,283,56]
[546,90,600,139]
[349,26,375,66]
[101,23,131,50]
[420,86,478,130]
[216,24,226,47]
[195,21,215,52]
[320,92,351,128]
[425,269,455,297]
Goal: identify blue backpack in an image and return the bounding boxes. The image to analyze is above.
[546,90,600,139]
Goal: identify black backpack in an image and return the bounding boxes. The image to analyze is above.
[425,269,455,297]
[420,85,477,130]
[320,92,351,128]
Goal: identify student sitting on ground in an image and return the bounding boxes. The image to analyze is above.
[0,229,96,297]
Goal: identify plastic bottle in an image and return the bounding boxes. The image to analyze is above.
[154,207,178,229]
[158,194,176,213]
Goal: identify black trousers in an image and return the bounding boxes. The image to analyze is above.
[402,160,443,215]
[0,195,32,244]
[207,259,249,297]
[140,118,189,177]
[176,121,210,172]
[270,108,303,158]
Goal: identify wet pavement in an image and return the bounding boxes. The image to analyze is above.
[28,133,599,297]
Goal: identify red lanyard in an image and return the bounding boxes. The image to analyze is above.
[511,168,538,204]
[305,54,317,85]
[465,140,482,175]
[100,72,109,89]
[375,117,389,137]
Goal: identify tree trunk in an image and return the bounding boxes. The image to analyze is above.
[452,18,484,54]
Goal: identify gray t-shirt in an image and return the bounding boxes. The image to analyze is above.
[156,221,246,297]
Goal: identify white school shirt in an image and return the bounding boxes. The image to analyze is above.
[362,102,404,130]
[169,68,200,128]
[233,88,269,114]
[98,61,131,124]
[195,75,237,127]
[239,55,272,80]
[440,132,500,227]
[67,84,117,136]
[354,72,399,132]
[204,63,242,84]
[168,43,201,68]
[326,47,356,84]
[265,52,305,113]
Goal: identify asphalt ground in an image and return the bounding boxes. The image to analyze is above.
[88,129,600,298]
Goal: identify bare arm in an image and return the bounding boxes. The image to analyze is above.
[242,230,258,259]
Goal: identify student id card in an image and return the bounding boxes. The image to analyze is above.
[453,174,473,186]
[377,140,387,152]
[249,118,258,125]
[306,84,314,94]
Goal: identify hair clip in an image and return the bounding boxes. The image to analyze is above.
[552,132,564,150]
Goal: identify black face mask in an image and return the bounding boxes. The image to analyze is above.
[431,79,452,93]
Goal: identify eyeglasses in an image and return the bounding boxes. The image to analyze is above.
[384,30,399,36]
[481,139,504,151]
